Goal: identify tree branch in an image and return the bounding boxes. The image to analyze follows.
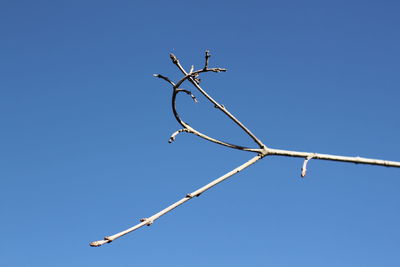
[90,51,400,247]
[90,155,263,247]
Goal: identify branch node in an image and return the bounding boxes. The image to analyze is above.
[104,236,113,242]
[187,193,201,198]
[140,218,154,226]
[190,73,201,84]
[210,68,227,73]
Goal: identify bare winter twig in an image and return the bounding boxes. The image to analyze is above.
[90,51,400,247]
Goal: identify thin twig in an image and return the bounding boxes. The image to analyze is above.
[153,74,175,86]
[176,89,198,103]
[204,50,210,70]
[90,155,263,247]
[168,128,188,143]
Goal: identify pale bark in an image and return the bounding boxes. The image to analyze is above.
[90,155,262,247]
[90,51,399,247]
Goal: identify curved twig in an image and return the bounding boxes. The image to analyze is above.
[153,74,175,86]
[168,128,188,143]
[176,89,198,103]
[171,88,261,153]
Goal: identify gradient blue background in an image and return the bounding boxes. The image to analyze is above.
[1,1,399,266]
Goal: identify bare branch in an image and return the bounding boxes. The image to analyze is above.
[208,67,227,73]
[184,124,262,153]
[265,148,400,168]
[90,51,400,247]
[90,155,263,247]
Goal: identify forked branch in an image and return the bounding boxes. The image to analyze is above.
[90,51,400,247]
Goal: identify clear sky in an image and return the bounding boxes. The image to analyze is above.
[1,0,399,266]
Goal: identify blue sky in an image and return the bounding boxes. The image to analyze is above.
[1,0,399,266]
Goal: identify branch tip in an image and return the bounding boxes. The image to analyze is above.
[89,241,101,247]
[169,129,188,143]
[89,238,111,247]
[170,53,178,64]
[204,50,211,69]
[154,73,175,86]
